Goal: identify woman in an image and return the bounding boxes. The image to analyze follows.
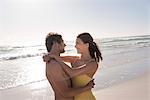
[44,32,103,100]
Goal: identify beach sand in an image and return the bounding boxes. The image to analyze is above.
[1,72,149,100]
[94,73,150,100]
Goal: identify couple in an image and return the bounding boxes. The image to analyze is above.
[43,32,103,100]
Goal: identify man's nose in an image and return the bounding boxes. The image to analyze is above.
[75,45,77,48]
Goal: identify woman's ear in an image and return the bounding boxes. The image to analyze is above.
[85,43,89,48]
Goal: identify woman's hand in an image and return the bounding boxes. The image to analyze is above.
[43,53,63,63]
[43,54,51,62]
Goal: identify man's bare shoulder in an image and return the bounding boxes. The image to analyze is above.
[46,59,61,69]
[46,59,63,77]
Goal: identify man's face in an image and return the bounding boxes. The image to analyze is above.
[59,39,66,53]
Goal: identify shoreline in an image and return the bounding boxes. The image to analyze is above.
[1,72,149,100]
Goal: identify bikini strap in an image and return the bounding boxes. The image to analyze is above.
[86,59,96,64]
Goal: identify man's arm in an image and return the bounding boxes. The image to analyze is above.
[55,59,98,78]
[46,60,94,98]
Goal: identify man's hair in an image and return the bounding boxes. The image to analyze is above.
[45,32,62,52]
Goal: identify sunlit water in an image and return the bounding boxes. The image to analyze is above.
[0,35,150,90]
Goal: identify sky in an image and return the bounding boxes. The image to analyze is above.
[0,0,149,46]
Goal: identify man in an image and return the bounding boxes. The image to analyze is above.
[44,32,94,100]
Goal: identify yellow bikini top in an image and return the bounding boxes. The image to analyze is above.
[72,74,92,87]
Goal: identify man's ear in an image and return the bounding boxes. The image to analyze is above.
[53,42,60,48]
[52,41,57,48]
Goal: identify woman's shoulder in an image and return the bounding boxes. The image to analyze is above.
[85,59,98,68]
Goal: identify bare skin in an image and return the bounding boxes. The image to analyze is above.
[45,40,95,100]
[46,59,94,100]
[43,37,99,79]
[45,55,98,79]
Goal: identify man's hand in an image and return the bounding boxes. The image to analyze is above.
[86,79,95,89]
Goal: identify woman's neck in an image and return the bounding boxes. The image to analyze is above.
[81,52,92,61]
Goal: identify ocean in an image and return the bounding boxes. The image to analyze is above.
[0,35,150,90]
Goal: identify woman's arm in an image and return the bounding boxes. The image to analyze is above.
[43,54,79,63]
[52,56,98,78]
[44,54,98,78]
[62,61,97,77]
[61,56,80,63]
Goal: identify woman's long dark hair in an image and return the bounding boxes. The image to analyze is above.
[77,32,103,62]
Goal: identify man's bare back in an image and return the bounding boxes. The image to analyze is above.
[46,60,73,100]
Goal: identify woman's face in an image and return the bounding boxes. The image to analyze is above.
[75,38,89,54]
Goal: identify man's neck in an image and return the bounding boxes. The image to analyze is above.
[49,51,60,56]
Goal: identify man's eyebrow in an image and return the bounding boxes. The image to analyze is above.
[61,40,64,42]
